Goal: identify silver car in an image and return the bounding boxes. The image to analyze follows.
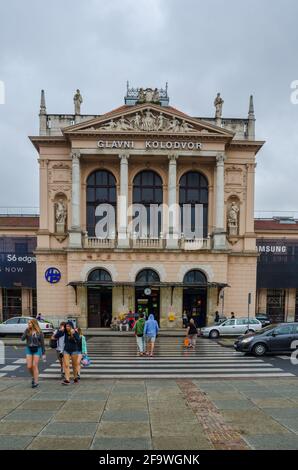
[0,317,54,336]
[201,317,262,339]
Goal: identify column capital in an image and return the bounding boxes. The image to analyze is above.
[119,153,130,162]
[71,150,81,161]
[38,158,49,168]
[216,152,226,165]
[168,153,179,162]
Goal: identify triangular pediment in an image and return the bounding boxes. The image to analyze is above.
[63,103,234,137]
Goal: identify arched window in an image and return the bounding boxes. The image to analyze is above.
[183,270,207,284]
[136,269,160,284]
[179,171,208,238]
[133,170,163,237]
[88,269,112,282]
[86,170,116,237]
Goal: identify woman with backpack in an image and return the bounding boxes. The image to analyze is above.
[144,313,159,357]
[133,312,146,356]
[54,321,81,385]
[51,321,66,378]
[22,318,46,388]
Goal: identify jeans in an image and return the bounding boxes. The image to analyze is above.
[63,352,79,381]
[136,336,145,353]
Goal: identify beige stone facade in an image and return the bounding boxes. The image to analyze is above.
[29,88,264,328]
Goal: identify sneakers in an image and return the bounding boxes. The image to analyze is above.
[77,374,81,380]
[61,380,70,386]
[32,382,39,389]
[73,378,79,384]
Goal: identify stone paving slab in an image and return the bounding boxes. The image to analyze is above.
[213,399,255,410]
[91,437,152,450]
[2,410,55,422]
[0,421,46,435]
[96,421,151,438]
[52,410,102,423]
[102,409,149,422]
[152,435,214,450]
[0,435,34,450]
[28,437,93,450]
[245,434,298,450]
[40,422,97,437]
[18,400,65,411]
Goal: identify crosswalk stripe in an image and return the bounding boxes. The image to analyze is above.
[0,365,20,371]
[39,373,294,379]
[48,363,275,369]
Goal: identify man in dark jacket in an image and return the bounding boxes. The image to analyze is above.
[54,321,81,385]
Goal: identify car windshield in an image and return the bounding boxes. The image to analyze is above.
[253,325,276,335]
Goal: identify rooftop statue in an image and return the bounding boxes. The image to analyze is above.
[214,92,224,119]
[74,89,83,115]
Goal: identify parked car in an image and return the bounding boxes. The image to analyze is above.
[255,313,271,327]
[201,317,262,339]
[0,316,54,336]
[234,323,298,356]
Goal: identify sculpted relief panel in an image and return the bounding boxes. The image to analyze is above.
[98,110,197,133]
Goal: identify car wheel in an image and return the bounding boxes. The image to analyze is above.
[209,329,219,339]
[252,343,267,356]
[245,329,255,334]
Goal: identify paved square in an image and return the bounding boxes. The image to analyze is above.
[0,377,297,450]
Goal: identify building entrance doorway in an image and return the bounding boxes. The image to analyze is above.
[87,269,113,328]
[183,270,208,327]
[87,287,112,328]
[135,269,160,323]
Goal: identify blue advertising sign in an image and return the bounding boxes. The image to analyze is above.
[0,252,36,288]
[45,267,61,284]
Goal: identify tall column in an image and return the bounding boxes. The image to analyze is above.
[118,153,130,248]
[213,152,227,250]
[69,150,82,248]
[167,154,179,249]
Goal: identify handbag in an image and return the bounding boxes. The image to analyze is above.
[50,338,57,349]
[81,354,91,367]
[184,338,190,347]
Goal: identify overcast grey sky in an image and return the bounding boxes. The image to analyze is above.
[0,0,297,213]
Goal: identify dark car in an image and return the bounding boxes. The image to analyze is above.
[255,313,271,327]
[234,322,298,356]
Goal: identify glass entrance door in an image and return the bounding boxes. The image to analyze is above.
[87,287,112,328]
[135,286,160,323]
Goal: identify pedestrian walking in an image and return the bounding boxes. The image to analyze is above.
[186,318,198,349]
[214,311,220,323]
[76,327,88,380]
[231,312,236,319]
[144,314,159,357]
[21,318,46,388]
[51,321,66,378]
[133,312,146,356]
[54,321,81,385]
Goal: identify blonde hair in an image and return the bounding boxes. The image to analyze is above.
[77,327,83,336]
[28,318,41,334]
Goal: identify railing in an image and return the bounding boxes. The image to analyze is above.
[131,238,165,249]
[0,207,39,216]
[180,237,211,250]
[84,237,116,249]
[83,235,211,250]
